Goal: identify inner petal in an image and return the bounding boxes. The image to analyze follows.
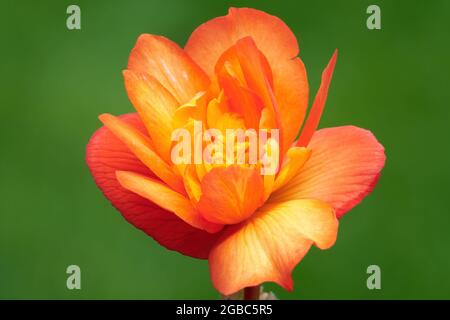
[197,165,264,225]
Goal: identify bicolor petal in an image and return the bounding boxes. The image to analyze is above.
[86,113,222,259]
[98,113,185,194]
[208,199,338,295]
[116,171,223,233]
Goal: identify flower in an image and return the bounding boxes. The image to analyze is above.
[86,7,386,295]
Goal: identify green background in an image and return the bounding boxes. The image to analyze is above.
[1,0,449,299]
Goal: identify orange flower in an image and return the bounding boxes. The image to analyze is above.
[86,7,385,295]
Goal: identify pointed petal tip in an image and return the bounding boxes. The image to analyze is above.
[98,113,112,123]
[326,49,338,76]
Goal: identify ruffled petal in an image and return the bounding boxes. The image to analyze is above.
[185,7,299,76]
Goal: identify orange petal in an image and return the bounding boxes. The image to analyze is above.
[116,171,222,233]
[185,7,298,77]
[217,67,264,129]
[233,38,280,134]
[263,173,275,201]
[209,199,338,295]
[271,126,386,218]
[296,50,338,147]
[185,8,309,148]
[216,37,284,157]
[123,70,178,161]
[274,57,309,150]
[128,34,209,104]
[197,165,264,225]
[98,113,185,194]
[214,40,269,129]
[272,147,311,192]
[86,113,221,259]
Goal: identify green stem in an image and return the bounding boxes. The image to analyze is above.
[243,285,260,300]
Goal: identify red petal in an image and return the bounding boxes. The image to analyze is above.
[86,113,221,258]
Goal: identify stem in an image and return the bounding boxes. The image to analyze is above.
[243,285,260,300]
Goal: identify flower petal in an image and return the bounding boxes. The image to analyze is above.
[233,38,281,137]
[271,126,386,218]
[123,70,178,161]
[185,8,309,151]
[86,113,222,259]
[197,165,264,225]
[128,34,209,104]
[182,164,202,203]
[185,7,298,76]
[296,50,338,147]
[216,67,264,129]
[98,113,185,195]
[209,199,338,295]
[116,171,222,233]
[272,147,311,192]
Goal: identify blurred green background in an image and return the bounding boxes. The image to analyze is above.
[1,0,449,299]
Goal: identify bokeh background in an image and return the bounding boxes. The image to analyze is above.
[1,0,450,299]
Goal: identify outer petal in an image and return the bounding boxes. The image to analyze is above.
[128,34,209,104]
[197,165,264,225]
[270,126,386,218]
[209,199,338,295]
[185,7,309,148]
[86,113,222,259]
[185,7,298,76]
[296,50,338,147]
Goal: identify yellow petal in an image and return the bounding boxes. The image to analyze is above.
[272,147,311,192]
